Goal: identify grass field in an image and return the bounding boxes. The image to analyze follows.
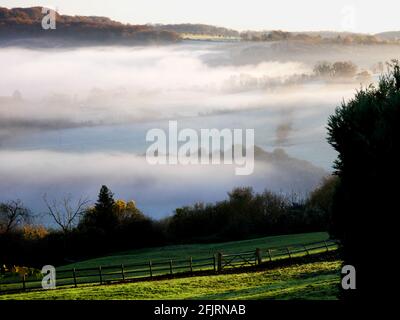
[0,260,341,300]
[59,232,329,270]
[0,232,339,298]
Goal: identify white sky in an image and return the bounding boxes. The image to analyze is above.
[0,0,398,34]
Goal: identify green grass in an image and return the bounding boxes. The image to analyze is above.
[0,232,334,294]
[59,232,329,270]
[0,260,341,300]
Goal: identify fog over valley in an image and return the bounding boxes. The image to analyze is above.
[1,40,399,222]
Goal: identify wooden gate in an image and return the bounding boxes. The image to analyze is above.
[219,251,257,270]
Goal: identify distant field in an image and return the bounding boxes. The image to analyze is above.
[0,260,341,300]
[59,232,329,270]
[181,33,240,41]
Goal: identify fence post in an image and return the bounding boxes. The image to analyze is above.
[217,252,223,272]
[169,260,173,275]
[255,248,262,265]
[189,257,193,274]
[267,249,272,262]
[287,247,292,259]
[99,266,103,285]
[121,264,125,281]
[324,240,329,252]
[149,260,153,278]
[72,268,77,288]
[213,255,216,272]
[303,245,310,256]
[22,274,26,291]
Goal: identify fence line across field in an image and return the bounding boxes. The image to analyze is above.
[0,239,340,294]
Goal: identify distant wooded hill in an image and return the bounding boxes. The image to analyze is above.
[240,30,390,44]
[0,7,180,46]
[374,31,400,41]
[1,6,400,46]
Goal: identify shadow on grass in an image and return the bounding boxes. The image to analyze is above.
[190,273,340,300]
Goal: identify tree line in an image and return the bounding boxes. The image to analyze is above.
[240,30,391,45]
[0,178,338,268]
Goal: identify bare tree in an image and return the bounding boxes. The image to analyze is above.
[43,194,90,233]
[0,200,31,233]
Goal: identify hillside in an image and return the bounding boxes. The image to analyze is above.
[2,7,397,47]
[240,29,386,44]
[0,260,341,300]
[0,7,180,46]
[0,232,340,299]
[58,232,328,270]
[375,31,400,41]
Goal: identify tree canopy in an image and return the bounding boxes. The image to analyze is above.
[327,60,400,298]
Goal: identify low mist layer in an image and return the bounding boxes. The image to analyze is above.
[1,40,397,221]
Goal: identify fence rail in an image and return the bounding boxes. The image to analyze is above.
[0,239,340,294]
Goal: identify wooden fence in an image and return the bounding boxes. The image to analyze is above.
[218,239,339,270]
[0,239,339,294]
